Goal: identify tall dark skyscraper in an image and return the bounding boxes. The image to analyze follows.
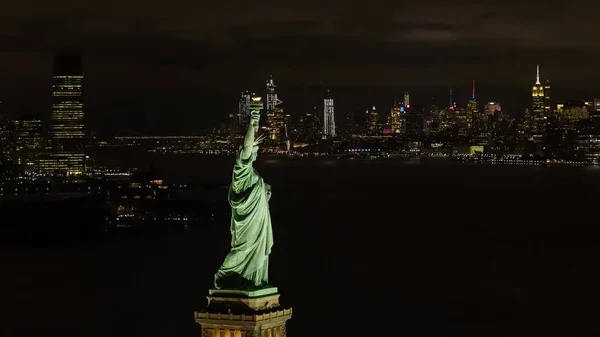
[50,54,85,174]
[466,80,480,136]
[298,107,321,142]
[0,112,15,171]
[14,115,42,151]
[13,115,42,170]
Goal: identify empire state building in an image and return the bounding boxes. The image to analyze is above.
[531,64,546,141]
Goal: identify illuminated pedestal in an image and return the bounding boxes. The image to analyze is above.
[194,287,292,337]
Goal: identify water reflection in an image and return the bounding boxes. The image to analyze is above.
[3,150,599,337]
[263,158,281,165]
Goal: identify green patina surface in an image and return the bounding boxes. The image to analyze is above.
[214,100,275,291]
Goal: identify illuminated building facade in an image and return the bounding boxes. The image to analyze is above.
[388,100,402,134]
[323,90,336,137]
[531,64,546,140]
[13,116,42,151]
[485,102,502,115]
[265,76,285,142]
[228,111,240,148]
[483,102,502,140]
[593,98,600,118]
[195,291,292,337]
[13,115,42,170]
[427,104,444,135]
[520,108,532,136]
[404,106,425,138]
[284,112,291,152]
[404,91,410,108]
[298,107,321,143]
[50,54,85,175]
[454,108,470,137]
[487,109,515,154]
[272,106,286,142]
[366,106,379,135]
[0,114,15,172]
[228,91,254,148]
[266,76,276,119]
[466,80,480,136]
[559,100,589,130]
[226,95,264,150]
[556,100,591,158]
[239,90,252,127]
[448,87,456,110]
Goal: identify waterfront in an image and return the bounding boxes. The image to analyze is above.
[1,156,599,336]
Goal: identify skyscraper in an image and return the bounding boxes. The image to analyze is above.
[592,98,600,120]
[466,80,480,136]
[388,100,402,134]
[265,76,284,142]
[228,90,253,148]
[404,92,410,108]
[299,107,321,142]
[266,76,276,118]
[0,112,15,173]
[531,64,546,140]
[13,115,42,170]
[228,112,240,148]
[448,87,455,110]
[532,65,544,112]
[13,116,42,151]
[50,54,85,174]
[238,90,252,127]
[367,106,379,135]
[323,90,336,137]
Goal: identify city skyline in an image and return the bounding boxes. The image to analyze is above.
[1,2,599,336]
[1,0,600,134]
[0,56,596,136]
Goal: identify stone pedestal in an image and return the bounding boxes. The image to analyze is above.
[195,287,292,337]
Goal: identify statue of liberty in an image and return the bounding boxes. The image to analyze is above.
[214,97,274,290]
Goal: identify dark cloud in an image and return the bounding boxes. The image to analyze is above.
[0,1,597,48]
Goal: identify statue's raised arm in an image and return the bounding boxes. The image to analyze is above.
[214,96,274,291]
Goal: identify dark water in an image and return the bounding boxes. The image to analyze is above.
[1,152,599,336]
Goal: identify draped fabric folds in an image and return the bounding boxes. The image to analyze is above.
[214,149,274,289]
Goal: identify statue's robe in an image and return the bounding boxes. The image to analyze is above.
[214,149,273,289]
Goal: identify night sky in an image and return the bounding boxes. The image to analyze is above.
[1,0,600,135]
